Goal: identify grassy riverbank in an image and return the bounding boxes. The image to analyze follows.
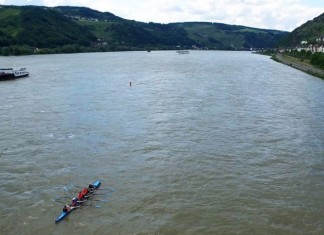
[272,53,324,79]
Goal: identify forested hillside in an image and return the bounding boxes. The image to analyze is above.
[173,22,287,50]
[0,5,288,55]
[0,6,97,54]
[279,12,324,47]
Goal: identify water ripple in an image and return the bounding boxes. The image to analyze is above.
[0,51,323,234]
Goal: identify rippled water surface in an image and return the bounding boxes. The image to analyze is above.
[0,51,323,235]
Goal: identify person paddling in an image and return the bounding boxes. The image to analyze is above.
[78,190,85,200]
[83,187,89,195]
[71,197,80,207]
[82,187,90,199]
[62,198,79,213]
[88,183,95,192]
[63,204,71,213]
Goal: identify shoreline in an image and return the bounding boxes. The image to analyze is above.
[272,53,324,80]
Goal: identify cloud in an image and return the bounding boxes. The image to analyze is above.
[130,0,323,31]
[41,0,90,7]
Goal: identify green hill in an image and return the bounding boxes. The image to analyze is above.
[172,22,287,49]
[0,5,96,54]
[0,5,289,55]
[54,6,287,50]
[279,12,324,47]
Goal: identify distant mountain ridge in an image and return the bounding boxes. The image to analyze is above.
[54,6,288,50]
[171,21,286,49]
[279,12,324,47]
[0,5,289,55]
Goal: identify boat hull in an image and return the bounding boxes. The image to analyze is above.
[55,210,74,224]
[0,74,15,81]
[0,68,29,81]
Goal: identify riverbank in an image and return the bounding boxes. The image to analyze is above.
[272,53,324,79]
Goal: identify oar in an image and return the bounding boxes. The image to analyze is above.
[56,196,71,200]
[97,188,116,191]
[92,199,108,202]
[81,205,101,208]
[61,196,108,202]
[63,186,70,192]
[53,199,66,204]
[63,184,80,192]
[72,184,115,192]
[57,195,108,202]
[93,193,111,196]
[55,197,85,202]
[52,199,100,208]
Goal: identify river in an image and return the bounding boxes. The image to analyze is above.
[0,51,323,235]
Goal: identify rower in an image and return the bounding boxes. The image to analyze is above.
[71,197,79,207]
[63,205,71,212]
[77,188,87,201]
[82,187,89,195]
[83,187,90,199]
[88,183,95,192]
[78,190,85,200]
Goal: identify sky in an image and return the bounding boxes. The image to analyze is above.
[1,0,324,31]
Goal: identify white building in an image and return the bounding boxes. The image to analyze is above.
[316,36,324,42]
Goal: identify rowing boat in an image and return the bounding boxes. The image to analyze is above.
[55,180,101,223]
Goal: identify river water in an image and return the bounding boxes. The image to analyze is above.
[0,51,323,235]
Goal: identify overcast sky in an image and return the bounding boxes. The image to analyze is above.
[1,0,323,31]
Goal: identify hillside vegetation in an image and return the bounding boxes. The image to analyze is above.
[173,22,286,50]
[279,12,324,47]
[0,6,96,54]
[0,5,288,55]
